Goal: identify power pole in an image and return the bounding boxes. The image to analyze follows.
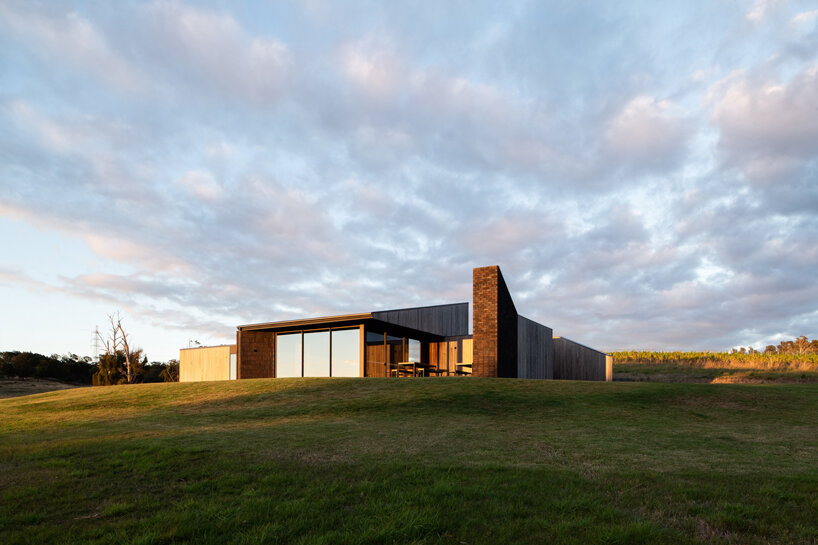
[91,326,101,362]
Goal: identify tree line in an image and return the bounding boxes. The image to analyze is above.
[0,351,178,384]
[1,312,179,385]
[612,336,818,368]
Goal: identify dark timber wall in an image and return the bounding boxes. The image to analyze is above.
[237,330,275,379]
[517,315,553,379]
[372,303,469,337]
[473,266,518,378]
[553,337,612,381]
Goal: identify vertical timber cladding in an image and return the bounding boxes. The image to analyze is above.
[473,265,518,378]
[179,345,234,382]
[371,303,469,337]
[237,329,275,379]
[517,316,554,379]
[552,337,611,381]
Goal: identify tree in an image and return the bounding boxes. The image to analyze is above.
[160,359,179,382]
[93,312,144,385]
[793,335,812,355]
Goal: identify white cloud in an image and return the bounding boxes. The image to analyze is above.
[603,95,689,171]
[745,0,781,22]
[144,1,291,103]
[708,65,818,178]
[0,3,144,92]
[2,1,818,356]
[178,170,223,201]
[791,9,818,25]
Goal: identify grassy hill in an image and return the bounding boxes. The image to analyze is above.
[1,378,816,544]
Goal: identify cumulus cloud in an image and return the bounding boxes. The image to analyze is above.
[708,65,818,179]
[603,95,690,172]
[0,2,144,92]
[141,1,292,103]
[177,170,223,201]
[1,1,817,357]
[791,9,818,25]
[745,0,782,22]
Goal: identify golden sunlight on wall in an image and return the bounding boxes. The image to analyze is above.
[179,345,235,382]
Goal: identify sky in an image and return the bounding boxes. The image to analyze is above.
[1,0,817,361]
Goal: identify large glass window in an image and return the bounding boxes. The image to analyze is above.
[408,339,420,362]
[331,329,360,377]
[276,333,302,378]
[303,331,330,377]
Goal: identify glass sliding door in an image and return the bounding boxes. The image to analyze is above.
[331,328,360,377]
[276,332,302,378]
[303,331,330,377]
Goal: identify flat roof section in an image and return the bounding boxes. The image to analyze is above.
[236,302,469,336]
[237,312,373,332]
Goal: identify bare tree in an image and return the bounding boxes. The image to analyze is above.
[95,312,143,384]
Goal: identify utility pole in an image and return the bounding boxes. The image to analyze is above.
[91,326,101,362]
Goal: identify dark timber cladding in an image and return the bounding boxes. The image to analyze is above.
[517,315,554,379]
[473,265,518,378]
[372,303,469,337]
[553,337,612,381]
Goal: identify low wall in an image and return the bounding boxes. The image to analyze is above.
[553,337,612,381]
[180,345,235,382]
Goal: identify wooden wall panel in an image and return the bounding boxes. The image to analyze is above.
[365,344,386,377]
[461,339,473,365]
[179,345,234,382]
[517,316,553,379]
[372,303,469,337]
[553,337,611,381]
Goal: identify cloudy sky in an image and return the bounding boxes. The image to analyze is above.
[1,0,817,361]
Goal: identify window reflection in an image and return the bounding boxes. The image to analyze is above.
[331,329,359,377]
[303,331,330,377]
[276,333,301,378]
[408,339,420,362]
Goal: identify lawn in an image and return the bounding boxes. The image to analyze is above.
[1,378,816,544]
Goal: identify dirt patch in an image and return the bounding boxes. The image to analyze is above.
[614,373,711,383]
[615,372,818,384]
[709,374,815,384]
[0,378,86,399]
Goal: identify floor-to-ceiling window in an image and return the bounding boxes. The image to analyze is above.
[276,328,361,378]
[331,329,360,377]
[303,330,330,377]
[276,332,302,378]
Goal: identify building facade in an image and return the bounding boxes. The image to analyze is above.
[179,265,612,381]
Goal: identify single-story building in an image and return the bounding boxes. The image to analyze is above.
[180,265,612,381]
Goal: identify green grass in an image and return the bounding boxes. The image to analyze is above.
[1,378,817,544]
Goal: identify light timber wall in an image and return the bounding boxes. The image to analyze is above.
[553,337,612,381]
[517,316,553,379]
[180,345,234,382]
[461,338,473,366]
